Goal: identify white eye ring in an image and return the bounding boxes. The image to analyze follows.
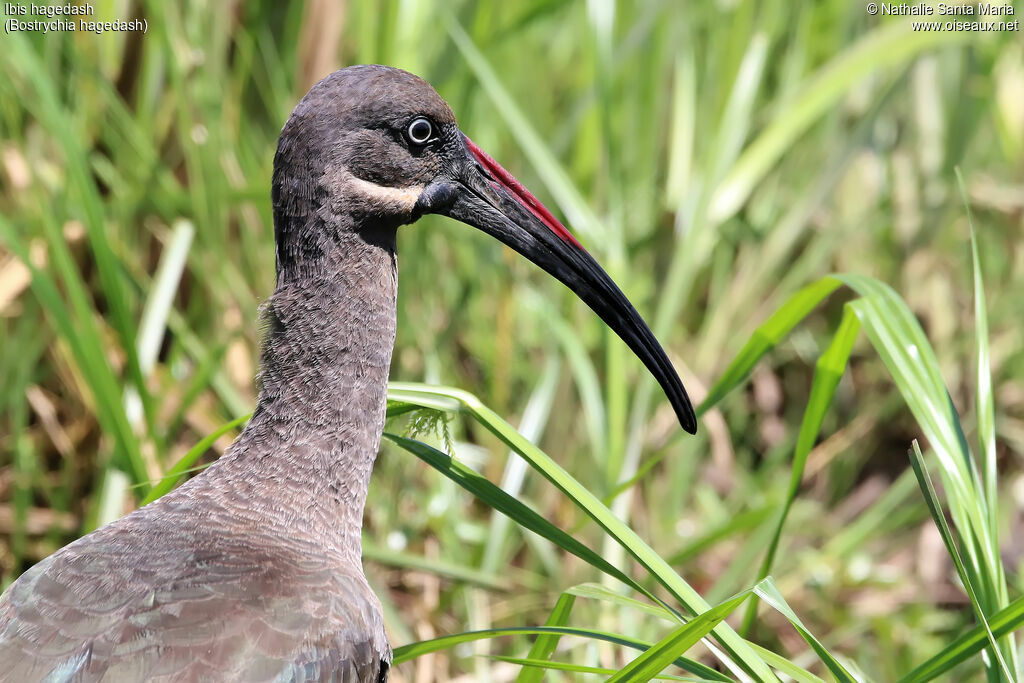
[407,117,434,145]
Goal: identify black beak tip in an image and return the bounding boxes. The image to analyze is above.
[683,412,698,435]
[675,396,698,435]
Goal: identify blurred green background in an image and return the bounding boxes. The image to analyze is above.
[1,0,1022,680]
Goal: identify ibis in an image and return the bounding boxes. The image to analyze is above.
[0,65,696,682]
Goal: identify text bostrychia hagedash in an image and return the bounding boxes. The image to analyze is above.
[0,65,696,682]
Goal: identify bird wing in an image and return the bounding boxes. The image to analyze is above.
[0,514,390,682]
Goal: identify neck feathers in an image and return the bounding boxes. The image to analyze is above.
[214,212,399,559]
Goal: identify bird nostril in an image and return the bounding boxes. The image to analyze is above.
[475,161,495,183]
[414,182,459,214]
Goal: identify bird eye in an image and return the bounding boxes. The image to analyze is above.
[406,117,434,145]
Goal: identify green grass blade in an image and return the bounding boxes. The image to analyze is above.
[840,276,1003,607]
[753,580,858,683]
[135,220,194,377]
[840,270,1013,673]
[606,585,757,683]
[483,356,561,575]
[699,276,841,413]
[387,383,778,682]
[668,505,777,566]
[382,433,645,596]
[495,656,704,681]
[522,290,607,460]
[0,218,148,491]
[95,469,131,528]
[516,592,576,683]
[959,166,1015,673]
[392,626,730,682]
[862,309,1000,586]
[445,14,606,244]
[710,22,970,223]
[958,169,999,542]
[665,50,697,209]
[740,304,861,634]
[907,441,1012,682]
[362,543,530,592]
[899,594,1024,683]
[567,583,677,622]
[747,643,828,683]
[5,31,154,435]
[127,219,194,435]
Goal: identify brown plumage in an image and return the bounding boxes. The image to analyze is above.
[0,65,695,682]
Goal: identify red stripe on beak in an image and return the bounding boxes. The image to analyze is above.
[464,136,583,250]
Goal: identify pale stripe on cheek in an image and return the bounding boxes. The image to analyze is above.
[341,171,424,213]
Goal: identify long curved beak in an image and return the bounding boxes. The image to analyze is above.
[428,135,696,435]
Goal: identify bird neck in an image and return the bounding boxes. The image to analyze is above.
[218,220,399,561]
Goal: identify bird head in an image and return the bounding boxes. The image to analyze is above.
[273,65,697,435]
